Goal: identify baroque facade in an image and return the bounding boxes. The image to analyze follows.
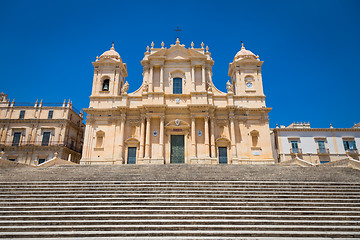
[0,93,85,165]
[271,122,360,164]
[81,39,274,165]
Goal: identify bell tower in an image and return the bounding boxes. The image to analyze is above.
[228,43,265,105]
[90,43,128,98]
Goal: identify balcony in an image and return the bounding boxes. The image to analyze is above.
[317,148,330,155]
[346,149,359,156]
[290,148,302,155]
[0,141,82,153]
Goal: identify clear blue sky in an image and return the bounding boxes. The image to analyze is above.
[1,0,359,128]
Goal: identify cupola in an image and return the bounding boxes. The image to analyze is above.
[99,43,122,61]
[233,43,258,61]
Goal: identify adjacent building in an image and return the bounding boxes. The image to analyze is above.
[271,122,360,164]
[0,92,85,165]
[81,39,274,165]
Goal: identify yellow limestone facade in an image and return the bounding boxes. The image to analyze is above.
[80,39,274,165]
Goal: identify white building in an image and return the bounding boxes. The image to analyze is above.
[271,122,360,164]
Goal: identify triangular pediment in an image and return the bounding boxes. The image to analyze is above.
[149,45,206,60]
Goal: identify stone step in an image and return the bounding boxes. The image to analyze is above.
[1,224,360,232]
[1,209,360,216]
[0,219,358,226]
[1,197,358,203]
[1,230,360,238]
[1,214,358,221]
[1,205,360,212]
[2,201,360,207]
[3,188,360,194]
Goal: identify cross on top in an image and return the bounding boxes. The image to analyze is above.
[174,26,182,39]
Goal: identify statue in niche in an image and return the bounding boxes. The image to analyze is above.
[207,81,212,92]
[226,80,233,93]
[121,81,129,94]
[142,81,149,93]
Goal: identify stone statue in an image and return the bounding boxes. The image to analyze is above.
[121,81,129,94]
[142,81,149,93]
[207,81,212,92]
[226,80,233,93]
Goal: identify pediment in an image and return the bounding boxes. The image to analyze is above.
[166,49,190,60]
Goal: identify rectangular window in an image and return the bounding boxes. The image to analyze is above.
[12,132,21,146]
[343,140,357,153]
[318,141,326,153]
[38,159,46,164]
[48,110,54,119]
[291,141,299,153]
[42,132,51,146]
[173,78,182,94]
[19,110,25,119]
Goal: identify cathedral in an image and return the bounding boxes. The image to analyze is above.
[80,39,274,165]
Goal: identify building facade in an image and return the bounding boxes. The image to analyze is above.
[81,39,274,165]
[271,122,360,164]
[0,93,85,165]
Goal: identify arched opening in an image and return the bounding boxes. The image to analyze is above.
[102,79,110,91]
[96,131,105,148]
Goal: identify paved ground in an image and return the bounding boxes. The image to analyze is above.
[0,164,359,182]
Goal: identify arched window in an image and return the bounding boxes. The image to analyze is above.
[173,78,182,94]
[102,79,110,91]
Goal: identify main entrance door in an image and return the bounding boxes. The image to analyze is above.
[170,135,185,164]
[127,147,136,164]
[219,147,228,164]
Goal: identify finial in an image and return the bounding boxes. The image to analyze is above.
[191,41,194,48]
[151,41,154,48]
[161,41,164,48]
[256,54,259,59]
[241,41,245,50]
[111,42,115,50]
[201,42,204,49]
[276,124,279,128]
[206,46,209,52]
[330,123,333,128]
[176,38,180,44]
[96,56,99,60]
[146,46,150,52]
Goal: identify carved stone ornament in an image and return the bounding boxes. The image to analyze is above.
[129,119,140,126]
[121,81,129,94]
[175,119,180,126]
[226,80,233,93]
[216,119,228,126]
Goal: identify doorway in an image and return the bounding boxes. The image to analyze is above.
[219,147,228,164]
[170,135,185,163]
[127,147,136,164]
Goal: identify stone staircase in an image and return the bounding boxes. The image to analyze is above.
[0,179,360,239]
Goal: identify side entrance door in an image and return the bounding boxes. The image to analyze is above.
[170,135,185,164]
[219,147,228,164]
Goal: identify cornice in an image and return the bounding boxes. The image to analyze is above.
[273,128,360,132]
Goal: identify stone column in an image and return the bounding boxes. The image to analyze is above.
[139,116,145,158]
[201,65,206,85]
[210,116,216,158]
[145,116,151,159]
[160,65,164,92]
[191,117,197,158]
[118,114,126,163]
[149,65,153,92]
[191,65,195,91]
[204,116,210,157]
[159,115,165,160]
[229,112,237,159]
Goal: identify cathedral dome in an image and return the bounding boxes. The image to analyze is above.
[100,43,121,60]
[234,43,257,61]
